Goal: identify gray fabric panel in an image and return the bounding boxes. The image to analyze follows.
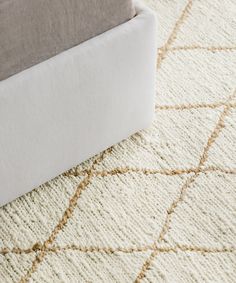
[0,0,135,81]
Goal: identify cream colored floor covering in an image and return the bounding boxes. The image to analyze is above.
[1,0,236,282]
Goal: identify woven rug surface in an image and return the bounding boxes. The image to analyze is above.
[1,0,236,282]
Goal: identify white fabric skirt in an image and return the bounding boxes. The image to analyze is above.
[0,2,157,206]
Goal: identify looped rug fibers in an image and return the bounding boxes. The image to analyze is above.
[0,0,236,282]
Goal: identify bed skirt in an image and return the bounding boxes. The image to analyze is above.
[0,2,157,206]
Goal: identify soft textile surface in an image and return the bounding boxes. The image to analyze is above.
[0,0,236,282]
[0,2,156,207]
[0,0,135,81]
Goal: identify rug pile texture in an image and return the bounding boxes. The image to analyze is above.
[1,0,236,282]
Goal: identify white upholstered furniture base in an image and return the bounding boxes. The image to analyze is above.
[0,3,157,206]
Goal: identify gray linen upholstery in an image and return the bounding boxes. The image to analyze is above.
[0,0,135,81]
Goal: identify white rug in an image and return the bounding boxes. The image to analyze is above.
[1,0,236,282]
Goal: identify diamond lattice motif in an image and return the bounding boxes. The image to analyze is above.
[0,0,236,282]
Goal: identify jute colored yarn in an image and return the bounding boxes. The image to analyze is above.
[0,0,236,282]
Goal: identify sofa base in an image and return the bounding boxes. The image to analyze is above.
[0,3,157,206]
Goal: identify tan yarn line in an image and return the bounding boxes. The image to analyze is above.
[137,0,236,278]
[10,0,235,280]
[157,0,193,69]
[64,167,197,178]
[19,148,113,283]
[156,101,236,111]
[64,165,236,179]
[1,243,235,256]
[169,45,236,52]
[1,166,234,259]
[134,90,236,282]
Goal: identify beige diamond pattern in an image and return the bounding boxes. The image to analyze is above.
[0,0,236,282]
